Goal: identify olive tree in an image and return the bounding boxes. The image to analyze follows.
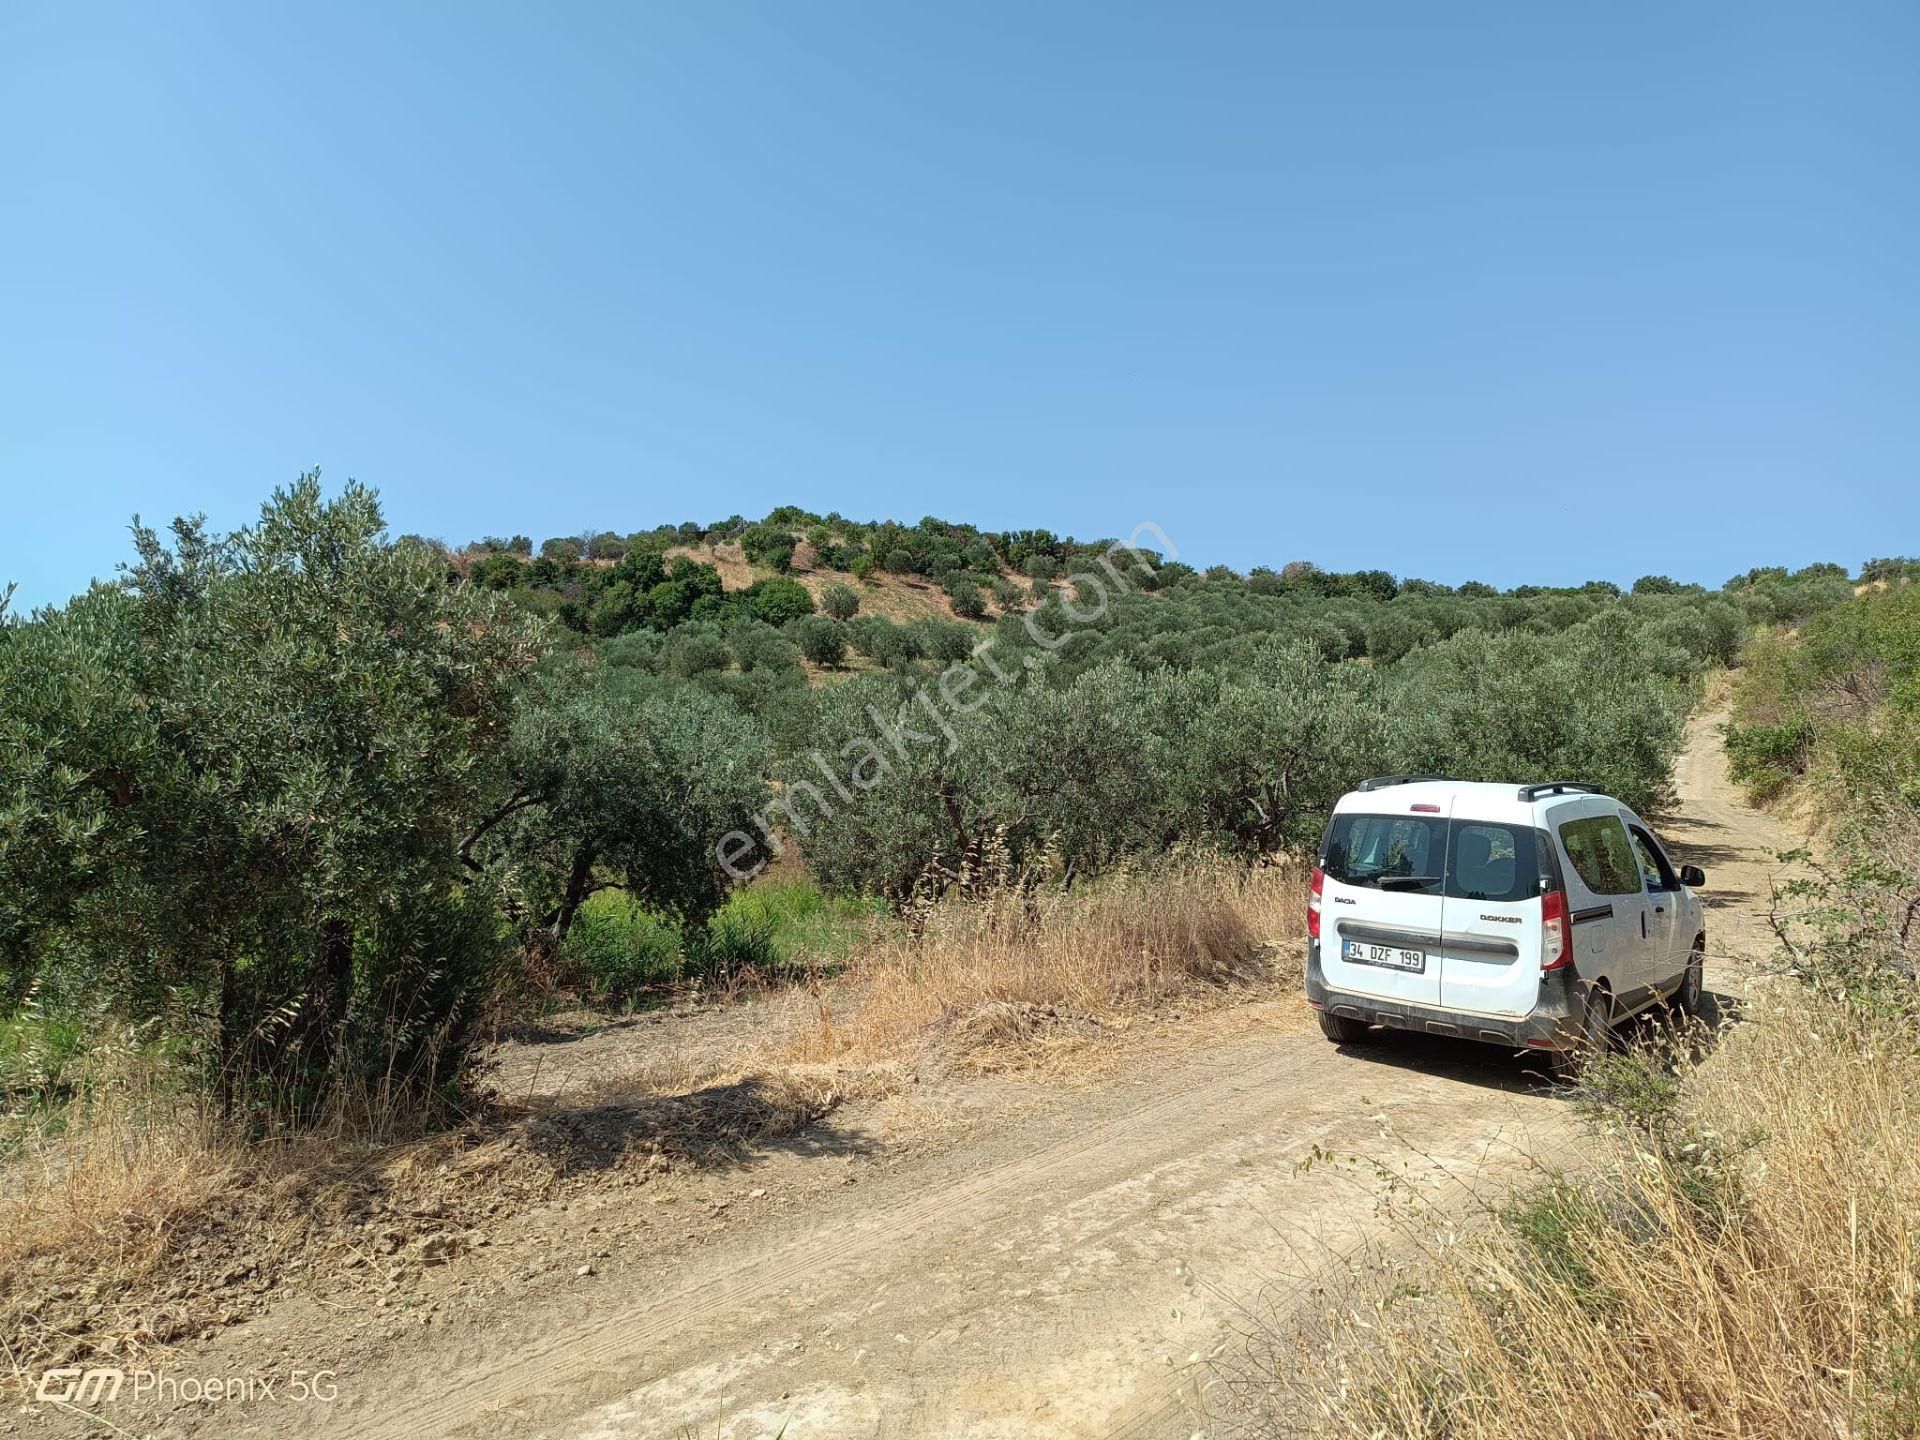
[768,671,1000,900]
[1167,641,1391,853]
[945,575,987,619]
[0,477,543,1111]
[1386,614,1685,814]
[789,615,849,667]
[474,667,771,953]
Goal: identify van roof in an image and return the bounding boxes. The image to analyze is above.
[1336,777,1619,818]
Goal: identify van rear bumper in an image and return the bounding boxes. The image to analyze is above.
[1305,940,1585,1051]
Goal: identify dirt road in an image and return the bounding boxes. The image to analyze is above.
[198,707,1792,1440]
[1664,699,1806,967]
[328,1038,1559,1440]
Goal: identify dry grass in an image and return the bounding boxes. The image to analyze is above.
[1228,985,1920,1439]
[785,856,1303,1073]
[0,1041,880,1383]
[0,1079,236,1366]
[0,1072,381,1378]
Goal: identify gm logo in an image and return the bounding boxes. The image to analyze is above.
[36,1367,125,1405]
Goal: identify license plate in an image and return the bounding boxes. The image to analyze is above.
[1343,939,1426,973]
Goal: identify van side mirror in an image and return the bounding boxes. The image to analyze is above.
[1678,864,1705,888]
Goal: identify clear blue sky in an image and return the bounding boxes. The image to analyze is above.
[4,2,1917,610]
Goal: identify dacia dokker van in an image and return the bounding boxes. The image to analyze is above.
[1305,776,1707,1077]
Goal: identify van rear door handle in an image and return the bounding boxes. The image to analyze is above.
[1641,912,1647,938]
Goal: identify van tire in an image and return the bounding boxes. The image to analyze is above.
[1670,940,1705,1018]
[1317,1010,1371,1045]
[1548,986,1613,1083]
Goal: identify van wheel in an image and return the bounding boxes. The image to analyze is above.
[1548,987,1613,1083]
[1671,942,1705,1018]
[1317,1010,1371,1045]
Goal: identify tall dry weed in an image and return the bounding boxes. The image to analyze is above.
[787,856,1302,1070]
[1225,984,1920,1438]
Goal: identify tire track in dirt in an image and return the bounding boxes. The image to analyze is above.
[316,1036,1562,1440]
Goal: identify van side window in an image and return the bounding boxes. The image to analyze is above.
[1628,825,1677,892]
[1558,815,1642,896]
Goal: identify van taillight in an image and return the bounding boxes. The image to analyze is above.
[1308,866,1324,939]
[1541,889,1570,970]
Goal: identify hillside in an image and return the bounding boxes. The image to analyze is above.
[425,507,1902,704]
[661,538,1016,637]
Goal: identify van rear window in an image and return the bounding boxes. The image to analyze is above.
[1321,814,1544,903]
[1323,815,1444,895]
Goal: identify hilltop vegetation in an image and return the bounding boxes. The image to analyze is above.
[0,479,1895,1126]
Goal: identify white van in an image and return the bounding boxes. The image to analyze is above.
[1305,776,1707,1076]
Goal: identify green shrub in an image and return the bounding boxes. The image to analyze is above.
[684,909,779,978]
[821,583,861,620]
[945,575,987,618]
[739,523,797,572]
[560,892,683,1004]
[470,552,523,589]
[0,1013,89,1104]
[664,625,731,677]
[743,576,815,626]
[913,619,977,664]
[788,615,848,667]
[562,883,883,1000]
[728,621,801,674]
[599,631,662,672]
[1729,585,1920,808]
[1724,718,1814,799]
[1503,1181,1614,1302]
[713,882,886,964]
[848,615,920,669]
